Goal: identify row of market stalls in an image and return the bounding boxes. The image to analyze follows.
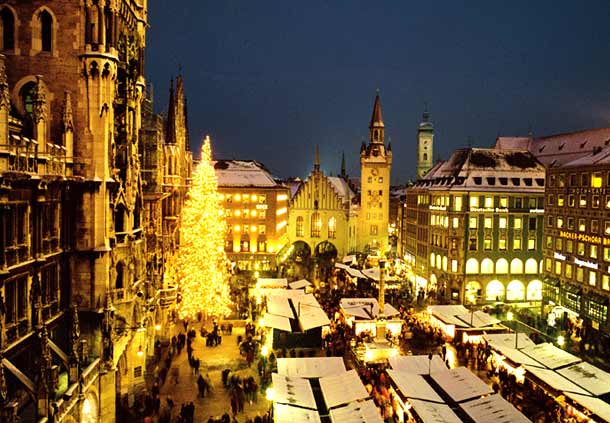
[483,333,610,422]
[271,357,384,423]
[334,262,403,290]
[386,355,531,423]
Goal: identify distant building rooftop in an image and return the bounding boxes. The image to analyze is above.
[213,160,280,187]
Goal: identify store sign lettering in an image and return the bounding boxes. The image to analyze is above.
[554,252,566,261]
[559,231,601,244]
[574,258,598,270]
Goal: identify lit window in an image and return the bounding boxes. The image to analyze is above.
[251,194,258,202]
[604,247,610,261]
[484,217,493,229]
[605,221,610,235]
[603,275,610,291]
[470,196,479,208]
[555,261,562,275]
[578,242,585,256]
[555,238,562,250]
[566,240,573,253]
[566,264,572,278]
[452,217,459,228]
[310,213,321,237]
[378,177,383,183]
[557,217,563,229]
[469,217,478,228]
[591,245,598,259]
[234,194,241,202]
[234,210,241,217]
[557,195,564,206]
[578,219,586,232]
[484,237,492,250]
[451,260,458,273]
[484,197,493,208]
[454,196,462,211]
[258,225,266,234]
[527,239,535,250]
[499,217,507,229]
[296,216,304,237]
[576,267,584,282]
[579,195,587,208]
[251,210,257,217]
[513,238,521,250]
[498,237,506,250]
[499,197,507,208]
[593,195,600,208]
[514,217,522,229]
[328,217,336,239]
[568,195,575,207]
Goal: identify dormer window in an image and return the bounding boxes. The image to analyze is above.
[499,177,508,186]
[524,178,532,186]
[511,178,521,186]
[473,177,482,185]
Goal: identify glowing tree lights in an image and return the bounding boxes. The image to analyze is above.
[175,136,232,319]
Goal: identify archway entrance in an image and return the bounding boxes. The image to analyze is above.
[465,281,482,304]
[315,241,338,283]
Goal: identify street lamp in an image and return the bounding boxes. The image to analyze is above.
[557,335,565,347]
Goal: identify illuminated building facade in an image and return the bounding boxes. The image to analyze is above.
[405,147,546,304]
[214,160,289,271]
[0,1,153,421]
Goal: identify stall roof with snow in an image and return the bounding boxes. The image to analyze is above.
[430,367,494,403]
[276,357,346,379]
[523,365,590,395]
[565,392,610,423]
[429,305,500,328]
[388,355,448,376]
[459,394,531,423]
[387,370,444,403]
[271,373,317,409]
[335,263,367,279]
[329,399,384,423]
[273,403,321,423]
[340,298,400,319]
[262,293,330,333]
[289,279,312,289]
[408,399,463,423]
[319,370,370,409]
[520,342,581,370]
[256,278,288,288]
[556,362,610,396]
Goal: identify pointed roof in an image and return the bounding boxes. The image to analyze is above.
[369,91,384,128]
[314,145,320,172]
[166,78,176,144]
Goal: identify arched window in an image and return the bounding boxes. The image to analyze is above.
[40,10,52,52]
[506,280,525,301]
[374,130,378,141]
[423,153,428,161]
[496,258,509,274]
[465,258,479,274]
[296,216,304,237]
[481,258,494,274]
[485,280,505,301]
[465,281,482,304]
[310,213,321,237]
[430,252,436,267]
[115,262,125,290]
[1,7,15,50]
[19,81,36,137]
[525,258,538,274]
[527,280,542,301]
[240,234,250,252]
[328,217,336,239]
[510,258,523,274]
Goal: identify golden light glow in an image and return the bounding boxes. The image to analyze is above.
[137,346,144,357]
[234,225,241,232]
[252,194,258,201]
[276,194,288,201]
[557,335,565,347]
[235,210,241,217]
[155,324,161,331]
[235,194,241,202]
[276,220,287,230]
[266,387,275,401]
[592,173,603,188]
[276,207,287,216]
[261,345,269,356]
[172,136,233,319]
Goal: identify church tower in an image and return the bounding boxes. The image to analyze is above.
[359,92,392,254]
[416,106,434,178]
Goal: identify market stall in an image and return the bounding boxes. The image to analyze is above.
[427,305,503,342]
[340,298,403,337]
[459,394,532,423]
[520,342,581,370]
[565,392,610,423]
[557,362,610,397]
[276,357,346,378]
[273,403,321,423]
[329,399,384,423]
[429,367,494,403]
[271,373,317,410]
[388,355,448,375]
[522,365,590,396]
[408,399,463,423]
[289,279,312,290]
[319,370,370,409]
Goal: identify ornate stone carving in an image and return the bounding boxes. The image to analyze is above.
[62,92,74,133]
[69,305,81,364]
[0,353,7,404]
[101,292,115,366]
[32,76,47,124]
[0,54,9,112]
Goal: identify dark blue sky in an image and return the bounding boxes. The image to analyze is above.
[146,1,610,184]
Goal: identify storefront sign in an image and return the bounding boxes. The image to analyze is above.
[429,205,447,211]
[559,231,601,244]
[255,204,268,210]
[529,208,544,213]
[470,207,508,213]
[554,252,566,261]
[574,258,598,270]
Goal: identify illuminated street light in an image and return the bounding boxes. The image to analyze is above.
[507,311,513,321]
[155,324,161,331]
[261,345,269,357]
[137,345,144,357]
[265,387,275,401]
[557,335,565,347]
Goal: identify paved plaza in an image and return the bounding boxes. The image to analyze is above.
[159,323,271,422]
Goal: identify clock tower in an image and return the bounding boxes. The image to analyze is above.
[359,92,392,254]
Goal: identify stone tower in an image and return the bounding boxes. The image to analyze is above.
[416,106,434,179]
[359,92,392,254]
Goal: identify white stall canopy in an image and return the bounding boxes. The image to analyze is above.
[523,365,590,395]
[277,357,346,379]
[271,373,317,409]
[483,333,536,350]
[565,392,610,423]
[329,399,384,423]
[460,394,531,423]
[263,292,329,333]
[386,370,443,403]
[320,370,369,409]
[520,343,581,370]
[295,294,331,331]
[273,403,321,423]
[261,313,291,332]
[430,367,494,403]
[388,355,448,376]
[267,296,294,318]
[340,298,400,319]
[342,255,357,264]
[557,361,610,396]
[334,263,367,278]
[429,305,500,328]
[408,399,463,423]
[289,279,312,289]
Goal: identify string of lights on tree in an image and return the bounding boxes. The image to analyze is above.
[172,135,232,319]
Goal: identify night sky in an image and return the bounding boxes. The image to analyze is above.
[146,1,610,184]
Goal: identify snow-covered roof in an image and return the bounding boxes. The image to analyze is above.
[262,313,292,332]
[214,160,280,187]
[408,399,463,423]
[257,278,288,288]
[430,367,494,403]
[429,305,500,328]
[271,373,317,409]
[267,296,294,318]
[565,392,610,423]
[329,399,384,423]
[483,333,536,351]
[328,176,356,203]
[523,365,590,395]
[263,292,329,333]
[319,370,369,409]
[296,294,331,331]
[460,394,531,423]
[414,148,545,193]
[334,263,367,279]
[273,403,321,423]
[340,298,400,319]
[557,362,610,396]
[388,355,448,376]
[520,343,581,370]
[289,279,312,289]
[387,370,444,402]
[276,357,346,378]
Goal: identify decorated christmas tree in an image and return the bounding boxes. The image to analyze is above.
[175,136,232,319]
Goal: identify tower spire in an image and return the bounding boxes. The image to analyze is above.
[340,151,346,178]
[314,144,320,172]
[166,78,176,144]
[369,91,384,144]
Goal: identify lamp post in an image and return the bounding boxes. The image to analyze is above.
[376,260,387,343]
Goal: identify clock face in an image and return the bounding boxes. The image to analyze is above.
[371,168,378,176]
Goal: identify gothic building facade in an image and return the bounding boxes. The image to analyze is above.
[0,1,160,422]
